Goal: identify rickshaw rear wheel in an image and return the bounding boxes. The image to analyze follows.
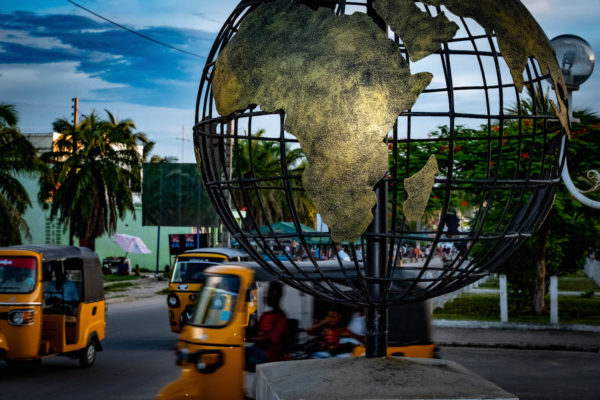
[79,341,96,368]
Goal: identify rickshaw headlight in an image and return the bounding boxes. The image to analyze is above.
[8,309,35,326]
[167,294,180,308]
[195,351,223,374]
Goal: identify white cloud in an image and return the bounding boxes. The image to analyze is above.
[0,61,195,160]
[523,0,598,20]
[0,29,72,50]
[0,61,124,129]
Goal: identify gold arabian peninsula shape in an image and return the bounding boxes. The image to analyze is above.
[212,0,432,242]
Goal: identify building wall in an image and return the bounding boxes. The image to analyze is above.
[17,133,220,271]
[18,173,215,271]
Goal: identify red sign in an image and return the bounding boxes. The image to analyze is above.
[0,257,37,270]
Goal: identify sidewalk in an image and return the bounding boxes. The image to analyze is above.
[433,324,600,353]
[105,274,169,304]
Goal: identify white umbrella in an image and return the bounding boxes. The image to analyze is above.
[112,234,152,256]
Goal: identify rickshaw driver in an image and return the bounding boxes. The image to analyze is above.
[0,266,35,291]
[245,281,288,366]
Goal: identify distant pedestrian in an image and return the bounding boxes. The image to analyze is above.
[355,247,363,262]
[442,248,452,268]
[336,245,350,262]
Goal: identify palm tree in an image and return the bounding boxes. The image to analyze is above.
[232,130,316,228]
[39,110,155,250]
[149,155,178,163]
[0,104,46,245]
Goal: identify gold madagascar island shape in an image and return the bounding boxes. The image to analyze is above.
[213,0,431,242]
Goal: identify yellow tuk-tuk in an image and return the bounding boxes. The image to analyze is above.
[157,263,435,399]
[167,248,248,333]
[0,245,105,367]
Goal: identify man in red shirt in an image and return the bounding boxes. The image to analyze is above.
[246,281,288,366]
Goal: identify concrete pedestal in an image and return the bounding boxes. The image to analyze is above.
[255,357,517,400]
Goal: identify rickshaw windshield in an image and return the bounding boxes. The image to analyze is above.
[0,257,37,294]
[171,257,225,284]
[190,275,240,327]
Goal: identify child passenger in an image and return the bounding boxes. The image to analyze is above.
[306,308,362,358]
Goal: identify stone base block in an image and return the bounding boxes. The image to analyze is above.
[255,357,517,400]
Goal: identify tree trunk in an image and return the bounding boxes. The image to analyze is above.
[69,219,74,246]
[533,221,550,314]
[79,237,96,251]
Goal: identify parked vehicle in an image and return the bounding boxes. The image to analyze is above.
[157,262,434,399]
[0,245,105,367]
[102,256,130,275]
[166,248,248,332]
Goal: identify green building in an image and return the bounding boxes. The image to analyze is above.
[18,133,220,272]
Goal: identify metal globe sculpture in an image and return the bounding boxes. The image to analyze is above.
[194,0,570,319]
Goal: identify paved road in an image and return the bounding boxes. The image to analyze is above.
[0,296,180,400]
[440,347,600,400]
[2,296,599,400]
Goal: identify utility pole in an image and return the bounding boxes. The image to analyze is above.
[175,126,190,163]
[69,97,78,246]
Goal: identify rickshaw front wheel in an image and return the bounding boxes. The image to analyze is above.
[79,341,96,368]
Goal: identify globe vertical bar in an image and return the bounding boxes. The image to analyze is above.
[365,180,389,358]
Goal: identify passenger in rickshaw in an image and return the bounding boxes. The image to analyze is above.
[305,307,363,358]
[245,281,288,367]
[43,270,82,315]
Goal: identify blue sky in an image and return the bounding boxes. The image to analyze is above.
[1,0,599,161]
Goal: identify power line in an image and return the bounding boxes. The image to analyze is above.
[67,0,206,59]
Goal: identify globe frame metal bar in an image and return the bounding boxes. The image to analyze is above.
[194,0,567,359]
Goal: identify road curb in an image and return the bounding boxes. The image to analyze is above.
[438,341,600,353]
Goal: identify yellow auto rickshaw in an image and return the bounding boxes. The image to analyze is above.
[157,262,435,400]
[158,264,256,399]
[167,248,248,332]
[0,245,105,367]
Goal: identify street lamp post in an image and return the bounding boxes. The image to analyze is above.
[552,34,599,208]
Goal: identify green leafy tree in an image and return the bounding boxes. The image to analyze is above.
[0,104,46,245]
[394,93,600,314]
[39,110,154,250]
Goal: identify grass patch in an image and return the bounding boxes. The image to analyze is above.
[434,293,600,325]
[156,288,169,295]
[103,275,142,282]
[559,271,600,292]
[478,276,499,289]
[474,270,600,292]
[104,282,138,293]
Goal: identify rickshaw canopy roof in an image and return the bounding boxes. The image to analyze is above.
[0,245,104,302]
[182,247,248,260]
